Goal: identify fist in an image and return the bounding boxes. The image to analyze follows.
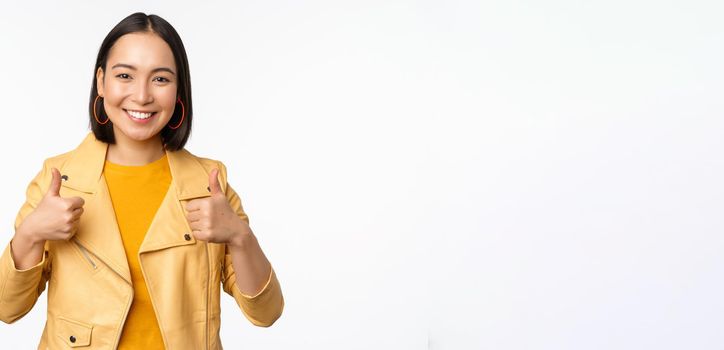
[185,169,248,244]
[18,167,85,242]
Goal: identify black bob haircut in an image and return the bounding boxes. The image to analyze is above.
[88,12,192,151]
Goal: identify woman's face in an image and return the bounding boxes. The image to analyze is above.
[96,32,178,144]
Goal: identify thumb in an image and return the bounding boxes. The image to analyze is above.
[46,167,62,197]
[208,168,222,195]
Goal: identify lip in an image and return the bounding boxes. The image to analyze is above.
[124,108,156,113]
[124,109,157,124]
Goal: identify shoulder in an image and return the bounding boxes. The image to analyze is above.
[36,132,98,174]
[191,153,226,170]
[182,148,228,171]
[22,146,77,197]
[31,147,77,184]
[42,150,75,171]
[180,148,231,184]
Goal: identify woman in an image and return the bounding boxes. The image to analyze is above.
[0,12,283,349]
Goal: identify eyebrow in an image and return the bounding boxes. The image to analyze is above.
[111,63,176,75]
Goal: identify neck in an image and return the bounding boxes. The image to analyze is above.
[106,131,165,166]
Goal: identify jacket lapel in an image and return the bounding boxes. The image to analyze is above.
[138,147,213,254]
[59,132,214,284]
[74,175,132,284]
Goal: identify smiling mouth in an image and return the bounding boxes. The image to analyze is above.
[124,109,157,120]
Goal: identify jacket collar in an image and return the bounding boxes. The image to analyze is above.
[61,132,211,200]
[60,132,211,285]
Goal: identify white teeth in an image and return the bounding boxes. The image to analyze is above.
[127,110,153,119]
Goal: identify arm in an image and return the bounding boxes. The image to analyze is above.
[187,162,284,326]
[228,223,272,298]
[220,173,284,327]
[0,161,52,324]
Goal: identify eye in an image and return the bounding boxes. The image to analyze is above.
[115,73,131,79]
[154,77,170,83]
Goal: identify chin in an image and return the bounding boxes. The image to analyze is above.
[114,126,163,143]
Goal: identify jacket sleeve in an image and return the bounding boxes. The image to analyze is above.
[218,163,284,327]
[0,160,53,324]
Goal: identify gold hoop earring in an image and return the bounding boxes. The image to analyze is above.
[93,95,109,125]
[169,97,185,130]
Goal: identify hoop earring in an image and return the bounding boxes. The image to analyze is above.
[169,97,185,130]
[93,95,109,125]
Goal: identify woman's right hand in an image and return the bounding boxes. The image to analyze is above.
[15,167,85,244]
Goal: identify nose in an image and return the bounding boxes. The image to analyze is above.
[132,81,153,104]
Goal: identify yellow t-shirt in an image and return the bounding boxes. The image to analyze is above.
[104,153,171,349]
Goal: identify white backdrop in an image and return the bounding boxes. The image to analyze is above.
[0,1,722,349]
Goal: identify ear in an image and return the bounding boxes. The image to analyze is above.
[96,67,105,97]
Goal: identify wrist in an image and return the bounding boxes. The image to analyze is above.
[15,224,43,247]
[228,220,254,249]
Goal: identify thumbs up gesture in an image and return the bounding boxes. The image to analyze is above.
[185,169,251,245]
[17,168,85,242]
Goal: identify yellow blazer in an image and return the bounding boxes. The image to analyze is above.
[0,132,283,349]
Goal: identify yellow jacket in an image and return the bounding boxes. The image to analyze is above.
[0,132,284,349]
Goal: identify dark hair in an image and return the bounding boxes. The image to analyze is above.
[88,12,192,151]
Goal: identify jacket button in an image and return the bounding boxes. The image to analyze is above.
[69,335,76,343]
[61,175,69,181]
[207,186,211,192]
[184,233,191,241]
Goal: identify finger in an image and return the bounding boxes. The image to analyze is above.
[186,199,201,212]
[208,168,222,195]
[68,227,79,238]
[67,196,85,209]
[191,229,206,241]
[73,214,82,224]
[186,210,202,223]
[188,220,201,232]
[71,207,84,220]
[46,168,62,197]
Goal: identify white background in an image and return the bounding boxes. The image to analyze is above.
[0,1,722,349]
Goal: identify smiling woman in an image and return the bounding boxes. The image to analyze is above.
[89,13,193,160]
[95,32,181,165]
[0,12,283,349]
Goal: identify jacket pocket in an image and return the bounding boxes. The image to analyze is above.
[55,316,93,347]
[72,240,97,271]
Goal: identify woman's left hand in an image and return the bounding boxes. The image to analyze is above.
[185,169,251,245]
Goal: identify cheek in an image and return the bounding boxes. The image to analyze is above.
[159,88,178,110]
[104,83,127,103]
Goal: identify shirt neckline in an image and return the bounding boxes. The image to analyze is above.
[104,153,169,173]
